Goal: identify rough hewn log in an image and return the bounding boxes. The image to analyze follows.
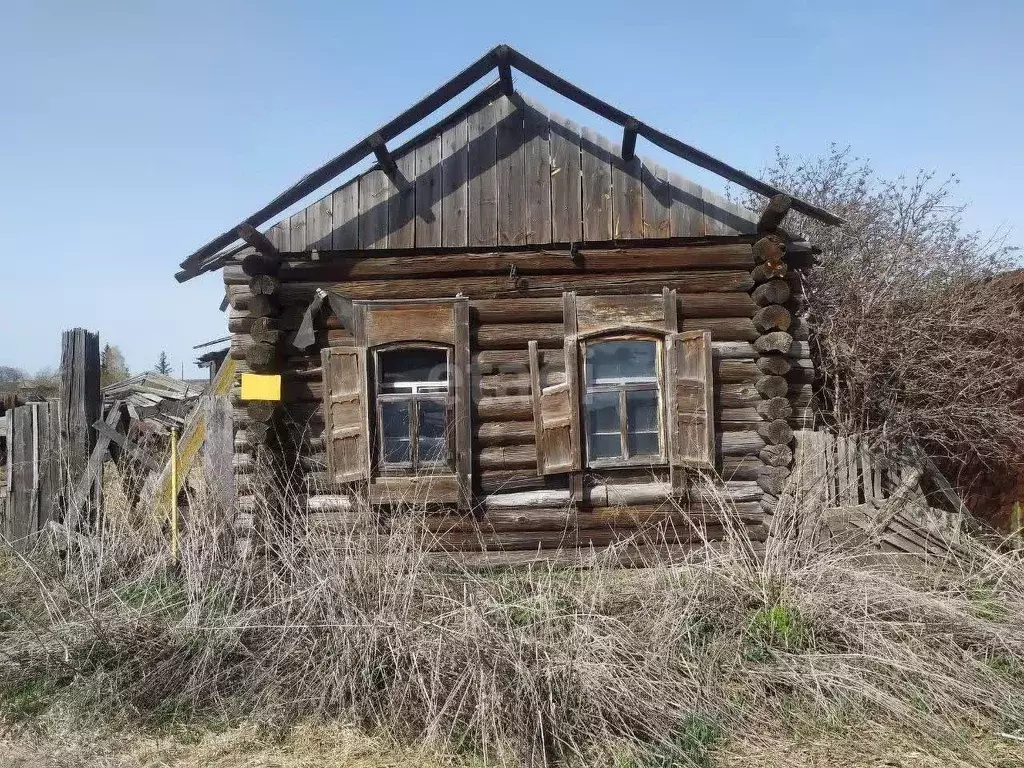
[757,194,792,233]
[475,420,535,447]
[751,279,791,307]
[756,397,794,421]
[249,274,281,296]
[477,444,537,471]
[757,419,794,446]
[477,395,533,422]
[751,261,788,284]
[245,342,278,372]
[227,269,755,306]
[474,323,562,349]
[241,251,281,277]
[755,375,788,399]
[752,235,786,264]
[681,317,757,341]
[756,354,792,376]
[752,305,792,333]
[247,294,279,318]
[246,401,276,424]
[759,443,793,467]
[753,332,794,355]
[718,430,766,455]
[246,421,271,445]
[756,465,791,496]
[223,244,756,285]
[759,494,779,515]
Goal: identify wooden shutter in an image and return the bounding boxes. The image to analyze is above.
[666,330,715,473]
[321,346,370,484]
[529,339,581,476]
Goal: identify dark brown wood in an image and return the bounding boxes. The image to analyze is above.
[752,235,786,264]
[757,194,792,233]
[751,261,788,283]
[237,225,281,260]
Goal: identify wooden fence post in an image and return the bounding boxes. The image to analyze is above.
[59,328,101,524]
[203,395,235,516]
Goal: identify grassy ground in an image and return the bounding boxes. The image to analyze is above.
[3,483,1024,767]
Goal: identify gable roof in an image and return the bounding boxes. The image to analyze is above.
[177,45,842,282]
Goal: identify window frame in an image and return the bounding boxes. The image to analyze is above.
[581,333,668,470]
[370,342,454,476]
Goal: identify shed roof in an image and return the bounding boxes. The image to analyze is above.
[177,45,842,282]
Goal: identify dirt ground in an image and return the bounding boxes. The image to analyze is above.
[4,723,1023,768]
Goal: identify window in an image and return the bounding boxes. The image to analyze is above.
[373,346,452,472]
[583,338,664,466]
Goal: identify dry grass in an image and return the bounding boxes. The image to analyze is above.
[2,474,1024,766]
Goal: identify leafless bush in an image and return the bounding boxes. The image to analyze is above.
[742,146,1024,493]
[1,472,1024,766]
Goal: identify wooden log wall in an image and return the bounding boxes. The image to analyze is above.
[748,196,805,516]
[223,237,820,554]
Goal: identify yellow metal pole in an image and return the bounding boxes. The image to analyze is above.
[170,426,179,564]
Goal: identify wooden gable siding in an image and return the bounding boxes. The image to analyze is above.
[262,93,755,254]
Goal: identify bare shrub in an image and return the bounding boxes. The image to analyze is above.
[742,146,1024,495]
[2,471,1024,766]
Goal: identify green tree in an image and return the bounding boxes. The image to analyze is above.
[154,351,172,376]
[101,344,130,386]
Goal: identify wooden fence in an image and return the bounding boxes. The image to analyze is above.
[0,329,237,553]
[2,402,61,548]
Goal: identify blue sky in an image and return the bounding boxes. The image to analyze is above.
[2,0,1021,376]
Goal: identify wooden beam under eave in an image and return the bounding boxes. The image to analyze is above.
[621,119,639,162]
[369,133,398,178]
[236,223,279,258]
[757,194,792,233]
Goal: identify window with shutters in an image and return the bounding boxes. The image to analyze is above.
[321,297,471,507]
[372,345,452,473]
[583,337,665,467]
[528,291,716,481]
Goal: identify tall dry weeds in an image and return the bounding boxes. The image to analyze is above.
[1,470,1024,766]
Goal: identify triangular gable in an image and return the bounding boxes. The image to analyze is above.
[260,88,756,254]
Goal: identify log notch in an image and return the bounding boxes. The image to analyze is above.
[236,234,285,519]
[750,195,795,513]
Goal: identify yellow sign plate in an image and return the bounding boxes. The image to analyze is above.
[240,373,282,401]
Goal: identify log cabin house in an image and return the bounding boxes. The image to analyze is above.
[174,46,842,560]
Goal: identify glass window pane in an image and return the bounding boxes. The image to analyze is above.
[586,391,621,460]
[378,348,448,393]
[586,341,657,385]
[380,401,411,464]
[627,430,660,457]
[626,389,659,433]
[417,399,449,464]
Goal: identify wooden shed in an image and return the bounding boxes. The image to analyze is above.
[175,46,841,559]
